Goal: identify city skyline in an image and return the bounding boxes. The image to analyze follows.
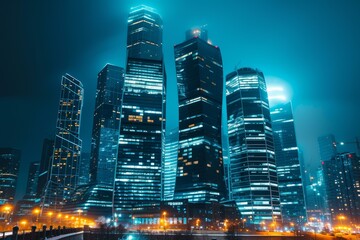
[1,0,360,202]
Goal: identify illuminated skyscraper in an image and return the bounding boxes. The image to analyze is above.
[114,5,166,218]
[46,74,83,207]
[162,128,178,201]
[323,153,360,224]
[25,161,40,198]
[78,152,90,186]
[226,68,281,225]
[90,64,125,186]
[174,28,225,203]
[0,148,20,204]
[269,98,307,224]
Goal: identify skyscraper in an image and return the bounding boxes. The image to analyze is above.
[0,148,20,204]
[90,64,125,186]
[318,134,338,162]
[114,5,166,218]
[25,161,40,198]
[323,153,360,224]
[37,138,54,198]
[269,100,306,224]
[162,128,178,201]
[226,68,281,225]
[46,74,83,207]
[77,152,90,186]
[174,28,225,203]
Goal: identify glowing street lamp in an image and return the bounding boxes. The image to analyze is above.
[162,212,167,231]
[77,209,83,216]
[338,215,346,225]
[196,219,200,229]
[20,220,27,230]
[47,211,53,225]
[33,208,41,227]
[224,219,229,231]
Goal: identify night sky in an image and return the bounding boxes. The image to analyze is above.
[1,0,360,200]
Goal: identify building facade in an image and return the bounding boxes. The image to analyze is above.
[0,148,21,204]
[37,138,54,198]
[226,68,281,226]
[162,128,178,201]
[270,101,306,224]
[174,28,225,203]
[114,5,166,219]
[78,152,90,186]
[25,161,40,198]
[90,64,125,186]
[323,152,360,224]
[46,74,84,208]
[318,134,338,162]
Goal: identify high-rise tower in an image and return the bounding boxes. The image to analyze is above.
[174,28,225,203]
[0,148,20,203]
[46,74,83,207]
[37,138,54,198]
[114,5,166,218]
[90,64,125,186]
[268,90,307,224]
[162,128,179,201]
[226,68,281,225]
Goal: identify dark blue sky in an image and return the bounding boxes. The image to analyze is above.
[1,0,360,199]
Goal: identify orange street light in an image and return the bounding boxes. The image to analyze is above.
[20,220,27,230]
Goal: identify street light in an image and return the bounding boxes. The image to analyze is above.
[47,211,53,226]
[20,220,27,230]
[336,138,360,154]
[2,204,13,230]
[196,219,200,230]
[162,212,167,231]
[338,215,346,225]
[33,208,40,227]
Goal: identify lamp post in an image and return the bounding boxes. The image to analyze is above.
[162,212,167,232]
[2,205,12,231]
[242,219,246,229]
[47,211,53,226]
[337,138,360,154]
[57,214,62,226]
[196,219,200,230]
[33,208,40,228]
[338,215,346,226]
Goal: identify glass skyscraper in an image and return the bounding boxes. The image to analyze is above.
[226,68,281,225]
[90,64,125,186]
[78,152,90,186]
[323,153,360,224]
[162,128,179,201]
[46,74,83,208]
[270,101,307,224]
[174,28,225,203]
[25,161,40,198]
[0,148,20,204]
[114,5,166,218]
[37,138,54,198]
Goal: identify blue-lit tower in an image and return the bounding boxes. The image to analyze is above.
[162,128,179,201]
[268,88,307,225]
[226,68,281,226]
[90,64,125,186]
[46,74,83,208]
[114,5,166,218]
[174,28,225,203]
